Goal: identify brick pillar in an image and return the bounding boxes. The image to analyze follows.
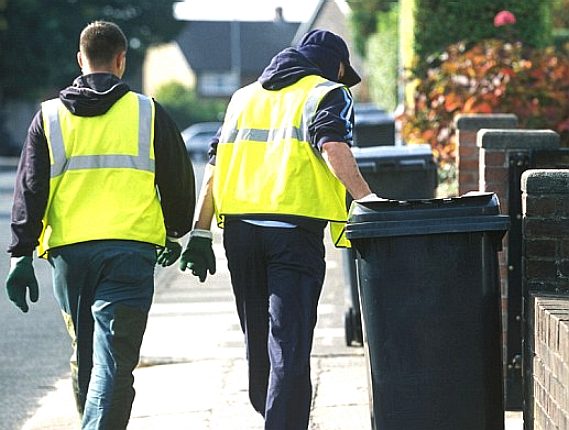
[478,129,560,410]
[455,113,518,195]
[521,170,569,430]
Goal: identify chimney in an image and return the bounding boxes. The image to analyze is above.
[274,6,285,22]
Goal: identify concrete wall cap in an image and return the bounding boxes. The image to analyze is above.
[521,169,569,194]
[454,113,518,130]
[477,129,560,149]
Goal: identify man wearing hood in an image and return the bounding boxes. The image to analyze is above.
[5,21,195,429]
[179,29,376,429]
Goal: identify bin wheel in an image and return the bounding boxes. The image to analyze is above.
[353,311,364,345]
[345,309,355,346]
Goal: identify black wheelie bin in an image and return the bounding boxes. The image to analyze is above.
[343,144,437,346]
[346,192,509,430]
[352,104,396,147]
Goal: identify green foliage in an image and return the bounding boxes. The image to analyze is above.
[399,39,569,168]
[551,0,569,29]
[346,0,394,56]
[154,82,227,131]
[0,0,182,100]
[554,28,569,51]
[401,0,553,76]
[367,3,399,111]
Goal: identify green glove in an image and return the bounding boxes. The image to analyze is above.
[156,237,183,267]
[6,256,39,313]
[179,230,216,282]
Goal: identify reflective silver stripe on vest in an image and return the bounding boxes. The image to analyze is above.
[44,94,154,178]
[43,100,68,178]
[136,94,153,160]
[221,80,342,146]
[65,154,154,170]
[224,126,303,143]
[300,80,343,142]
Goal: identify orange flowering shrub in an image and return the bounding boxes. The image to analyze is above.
[399,39,569,165]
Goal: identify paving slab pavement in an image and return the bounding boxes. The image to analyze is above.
[18,230,523,430]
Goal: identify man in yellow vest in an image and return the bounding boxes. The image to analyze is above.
[180,29,376,429]
[5,21,195,429]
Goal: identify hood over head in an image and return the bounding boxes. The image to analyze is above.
[258,48,323,90]
[59,73,129,117]
[258,29,361,91]
[296,29,361,87]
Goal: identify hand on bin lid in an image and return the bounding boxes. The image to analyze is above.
[355,193,390,203]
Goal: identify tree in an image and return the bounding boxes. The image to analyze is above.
[346,0,394,56]
[366,3,399,111]
[0,0,182,101]
[155,82,227,131]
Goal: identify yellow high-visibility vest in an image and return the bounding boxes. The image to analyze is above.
[213,75,350,247]
[38,91,165,256]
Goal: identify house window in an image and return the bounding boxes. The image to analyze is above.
[199,72,239,97]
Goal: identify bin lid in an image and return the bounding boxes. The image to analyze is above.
[351,144,433,159]
[346,192,510,239]
[354,104,393,125]
[351,144,435,170]
[354,114,394,126]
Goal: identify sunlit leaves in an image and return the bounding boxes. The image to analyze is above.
[399,39,569,170]
[0,0,181,99]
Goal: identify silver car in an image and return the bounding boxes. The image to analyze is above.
[181,122,222,161]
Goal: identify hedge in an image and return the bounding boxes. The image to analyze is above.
[400,0,553,76]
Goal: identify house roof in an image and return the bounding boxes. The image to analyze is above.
[292,0,326,45]
[292,0,351,44]
[176,20,301,75]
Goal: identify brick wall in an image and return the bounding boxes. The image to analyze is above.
[478,130,560,409]
[454,113,517,195]
[530,296,569,430]
[522,169,569,430]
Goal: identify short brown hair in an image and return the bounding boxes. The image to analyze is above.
[79,21,128,67]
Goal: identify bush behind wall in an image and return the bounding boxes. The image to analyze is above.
[401,0,553,77]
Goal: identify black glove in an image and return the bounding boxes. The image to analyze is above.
[156,237,183,267]
[6,256,39,313]
[179,230,216,282]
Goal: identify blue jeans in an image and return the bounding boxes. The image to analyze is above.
[223,221,326,430]
[49,240,155,430]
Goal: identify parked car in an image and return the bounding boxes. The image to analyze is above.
[181,122,222,161]
[0,114,21,157]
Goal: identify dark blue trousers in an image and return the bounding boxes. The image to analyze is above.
[223,220,326,430]
[49,240,155,430]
